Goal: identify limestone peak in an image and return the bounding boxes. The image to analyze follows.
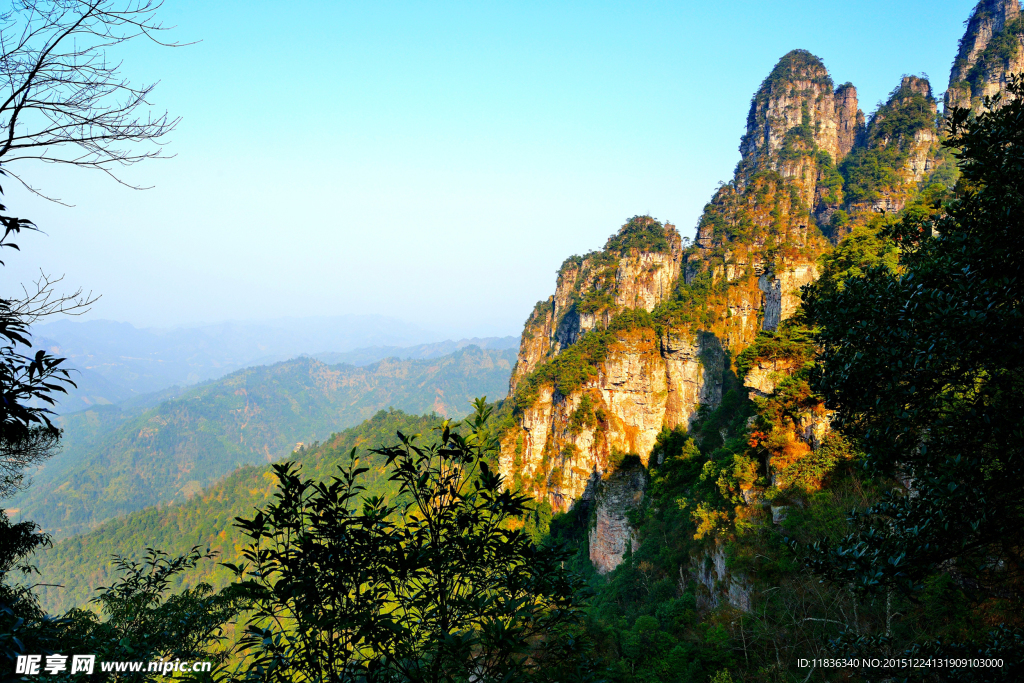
[946,0,1024,111]
[740,50,838,165]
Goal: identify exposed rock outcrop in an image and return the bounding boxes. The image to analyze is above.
[758,263,819,332]
[501,48,953,576]
[499,326,725,512]
[842,75,943,218]
[508,218,684,395]
[692,545,752,612]
[740,50,842,166]
[743,357,804,399]
[589,461,647,574]
[834,83,864,160]
[946,0,1024,112]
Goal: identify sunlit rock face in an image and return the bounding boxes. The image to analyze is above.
[946,0,1024,112]
[508,219,684,395]
[499,326,724,513]
[740,50,843,165]
[758,263,819,332]
[834,83,864,160]
[500,45,952,575]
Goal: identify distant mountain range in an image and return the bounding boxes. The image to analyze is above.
[7,345,516,540]
[312,336,519,366]
[32,316,517,412]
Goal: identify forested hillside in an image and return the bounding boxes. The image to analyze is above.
[5,2,1021,681]
[31,409,441,614]
[9,346,515,539]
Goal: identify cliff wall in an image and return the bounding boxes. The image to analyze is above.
[501,43,956,575]
[946,0,1024,111]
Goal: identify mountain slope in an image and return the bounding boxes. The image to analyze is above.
[492,4,1015,682]
[9,346,515,539]
[30,409,441,615]
[313,336,519,366]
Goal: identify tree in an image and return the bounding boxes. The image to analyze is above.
[0,0,183,669]
[0,0,180,500]
[802,75,1024,671]
[230,399,589,683]
[0,0,181,195]
[4,547,248,682]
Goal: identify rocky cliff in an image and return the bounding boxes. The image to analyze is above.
[840,75,944,219]
[500,30,971,575]
[509,217,684,394]
[946,0,1024,111]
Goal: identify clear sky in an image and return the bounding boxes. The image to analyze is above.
[4,0,979,338]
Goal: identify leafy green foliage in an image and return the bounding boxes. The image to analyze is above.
[61,548,246,681]
[802,76,1024,664]
[605,216,671,254]
[734,320,815,380]
[816,151,845,205]
[837,145,904,204]
[30,409,444,615]
[692,169,815,251]
[803,220,900,301]
[777,106,815,162]
[569,394,598,435]
[6,546,246,682]
[0,178,78,677]
[0,190,75,442]
[0,511,52,671]
[838,77,937,205]
[653,266,721,331]
[231,401,590,683]
[571,428,739,683]
[868,79,935,145]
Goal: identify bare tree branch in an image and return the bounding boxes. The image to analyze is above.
[10,269,98,323]
[0,0,186,192]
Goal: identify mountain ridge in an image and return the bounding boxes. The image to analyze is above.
[9,345,515,539]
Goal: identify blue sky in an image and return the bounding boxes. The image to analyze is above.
[4,0,979,337]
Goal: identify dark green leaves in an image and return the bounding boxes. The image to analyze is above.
[230,400,586,683]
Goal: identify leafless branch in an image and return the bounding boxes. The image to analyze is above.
[9,269,98,324]
[0,0,185,192]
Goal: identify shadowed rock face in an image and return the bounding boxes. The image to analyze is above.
[589,461,647,574]
[692,545,752,612]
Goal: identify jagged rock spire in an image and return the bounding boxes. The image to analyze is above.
[834,83,864,158]
[946,0,1024,111]
[740,50,862,167]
